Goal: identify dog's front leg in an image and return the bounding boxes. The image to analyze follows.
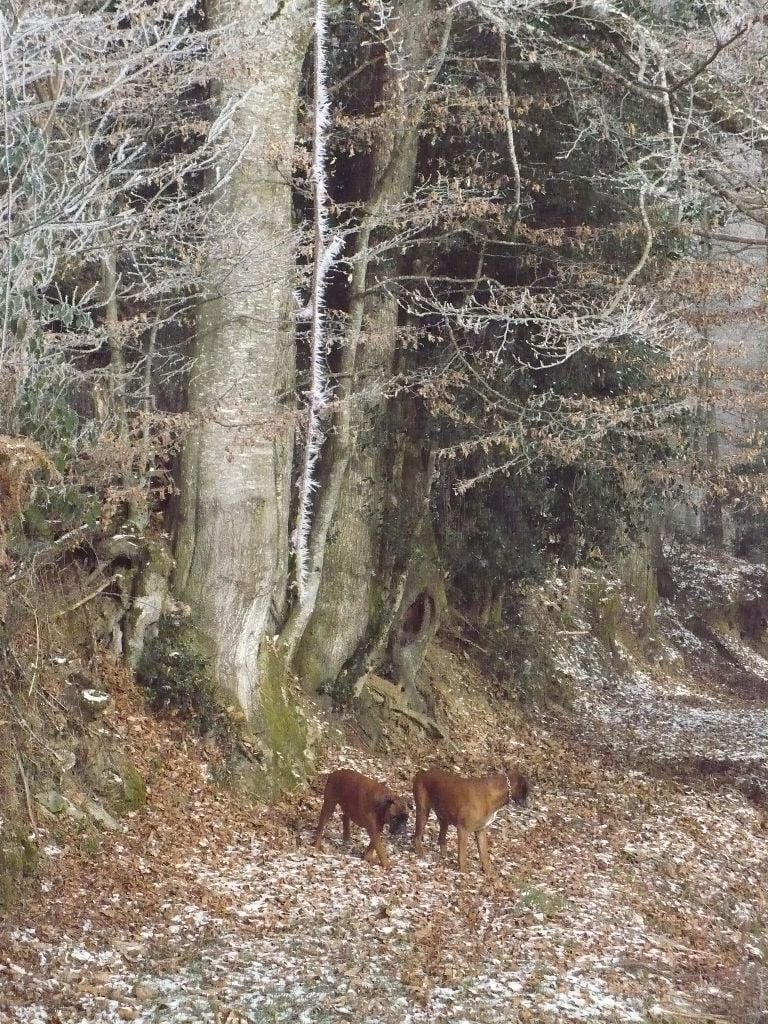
[457,827,469,872]
[475,829,494,877]
[363,830,391,869]
[438,821,449,860]
[342,814,351,846]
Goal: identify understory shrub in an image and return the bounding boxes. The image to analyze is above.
[137,618,237,741]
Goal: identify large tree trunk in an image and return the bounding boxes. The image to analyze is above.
[292,277,406,691]
[174,0,311,717]
[293,0,451,695]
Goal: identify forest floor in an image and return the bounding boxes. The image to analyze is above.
[2,581,768,1023]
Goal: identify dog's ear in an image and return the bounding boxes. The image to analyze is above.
[375,795,396,811]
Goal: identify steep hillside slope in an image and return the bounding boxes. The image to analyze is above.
[1,548,767,1023]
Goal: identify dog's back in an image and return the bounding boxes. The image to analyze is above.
[322,768,374,823]
[414,768,508,831]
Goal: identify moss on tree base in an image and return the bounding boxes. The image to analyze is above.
[249,644,310,799]
[140,616,310,798]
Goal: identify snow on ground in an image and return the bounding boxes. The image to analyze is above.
[577,661,768,763]
[2,601,768,1023]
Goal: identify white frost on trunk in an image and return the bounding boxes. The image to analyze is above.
[294,0,344,601]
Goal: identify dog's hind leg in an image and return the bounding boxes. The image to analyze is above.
[413,781,430,857]
[341,814,351,846]
[313,796,336,849]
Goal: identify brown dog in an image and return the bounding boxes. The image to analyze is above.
[313,769,409,869]
[413,766,528,875]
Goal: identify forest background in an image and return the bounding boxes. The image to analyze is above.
[1,0,767,849]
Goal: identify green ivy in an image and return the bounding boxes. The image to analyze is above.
[137,619,237,741]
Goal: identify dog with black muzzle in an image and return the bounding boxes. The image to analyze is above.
[313,768,409,869]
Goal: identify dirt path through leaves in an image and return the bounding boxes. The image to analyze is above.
[2,616,767,1023]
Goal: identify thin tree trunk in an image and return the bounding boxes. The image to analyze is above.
[102,241,129,450]
[140,321,157,492]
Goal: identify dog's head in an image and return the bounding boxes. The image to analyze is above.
[504,766,530,806]
[377,794,409,836]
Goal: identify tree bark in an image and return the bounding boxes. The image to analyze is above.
[292,0,451,694]
[174,0,311,716]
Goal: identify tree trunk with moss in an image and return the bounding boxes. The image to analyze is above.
[174,0,311,720]
[292,0,451,698]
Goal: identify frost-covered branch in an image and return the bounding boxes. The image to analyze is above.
[403,281,676,370]
[0,0,248,494]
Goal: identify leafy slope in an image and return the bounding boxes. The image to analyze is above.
[2,572,767,1023]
